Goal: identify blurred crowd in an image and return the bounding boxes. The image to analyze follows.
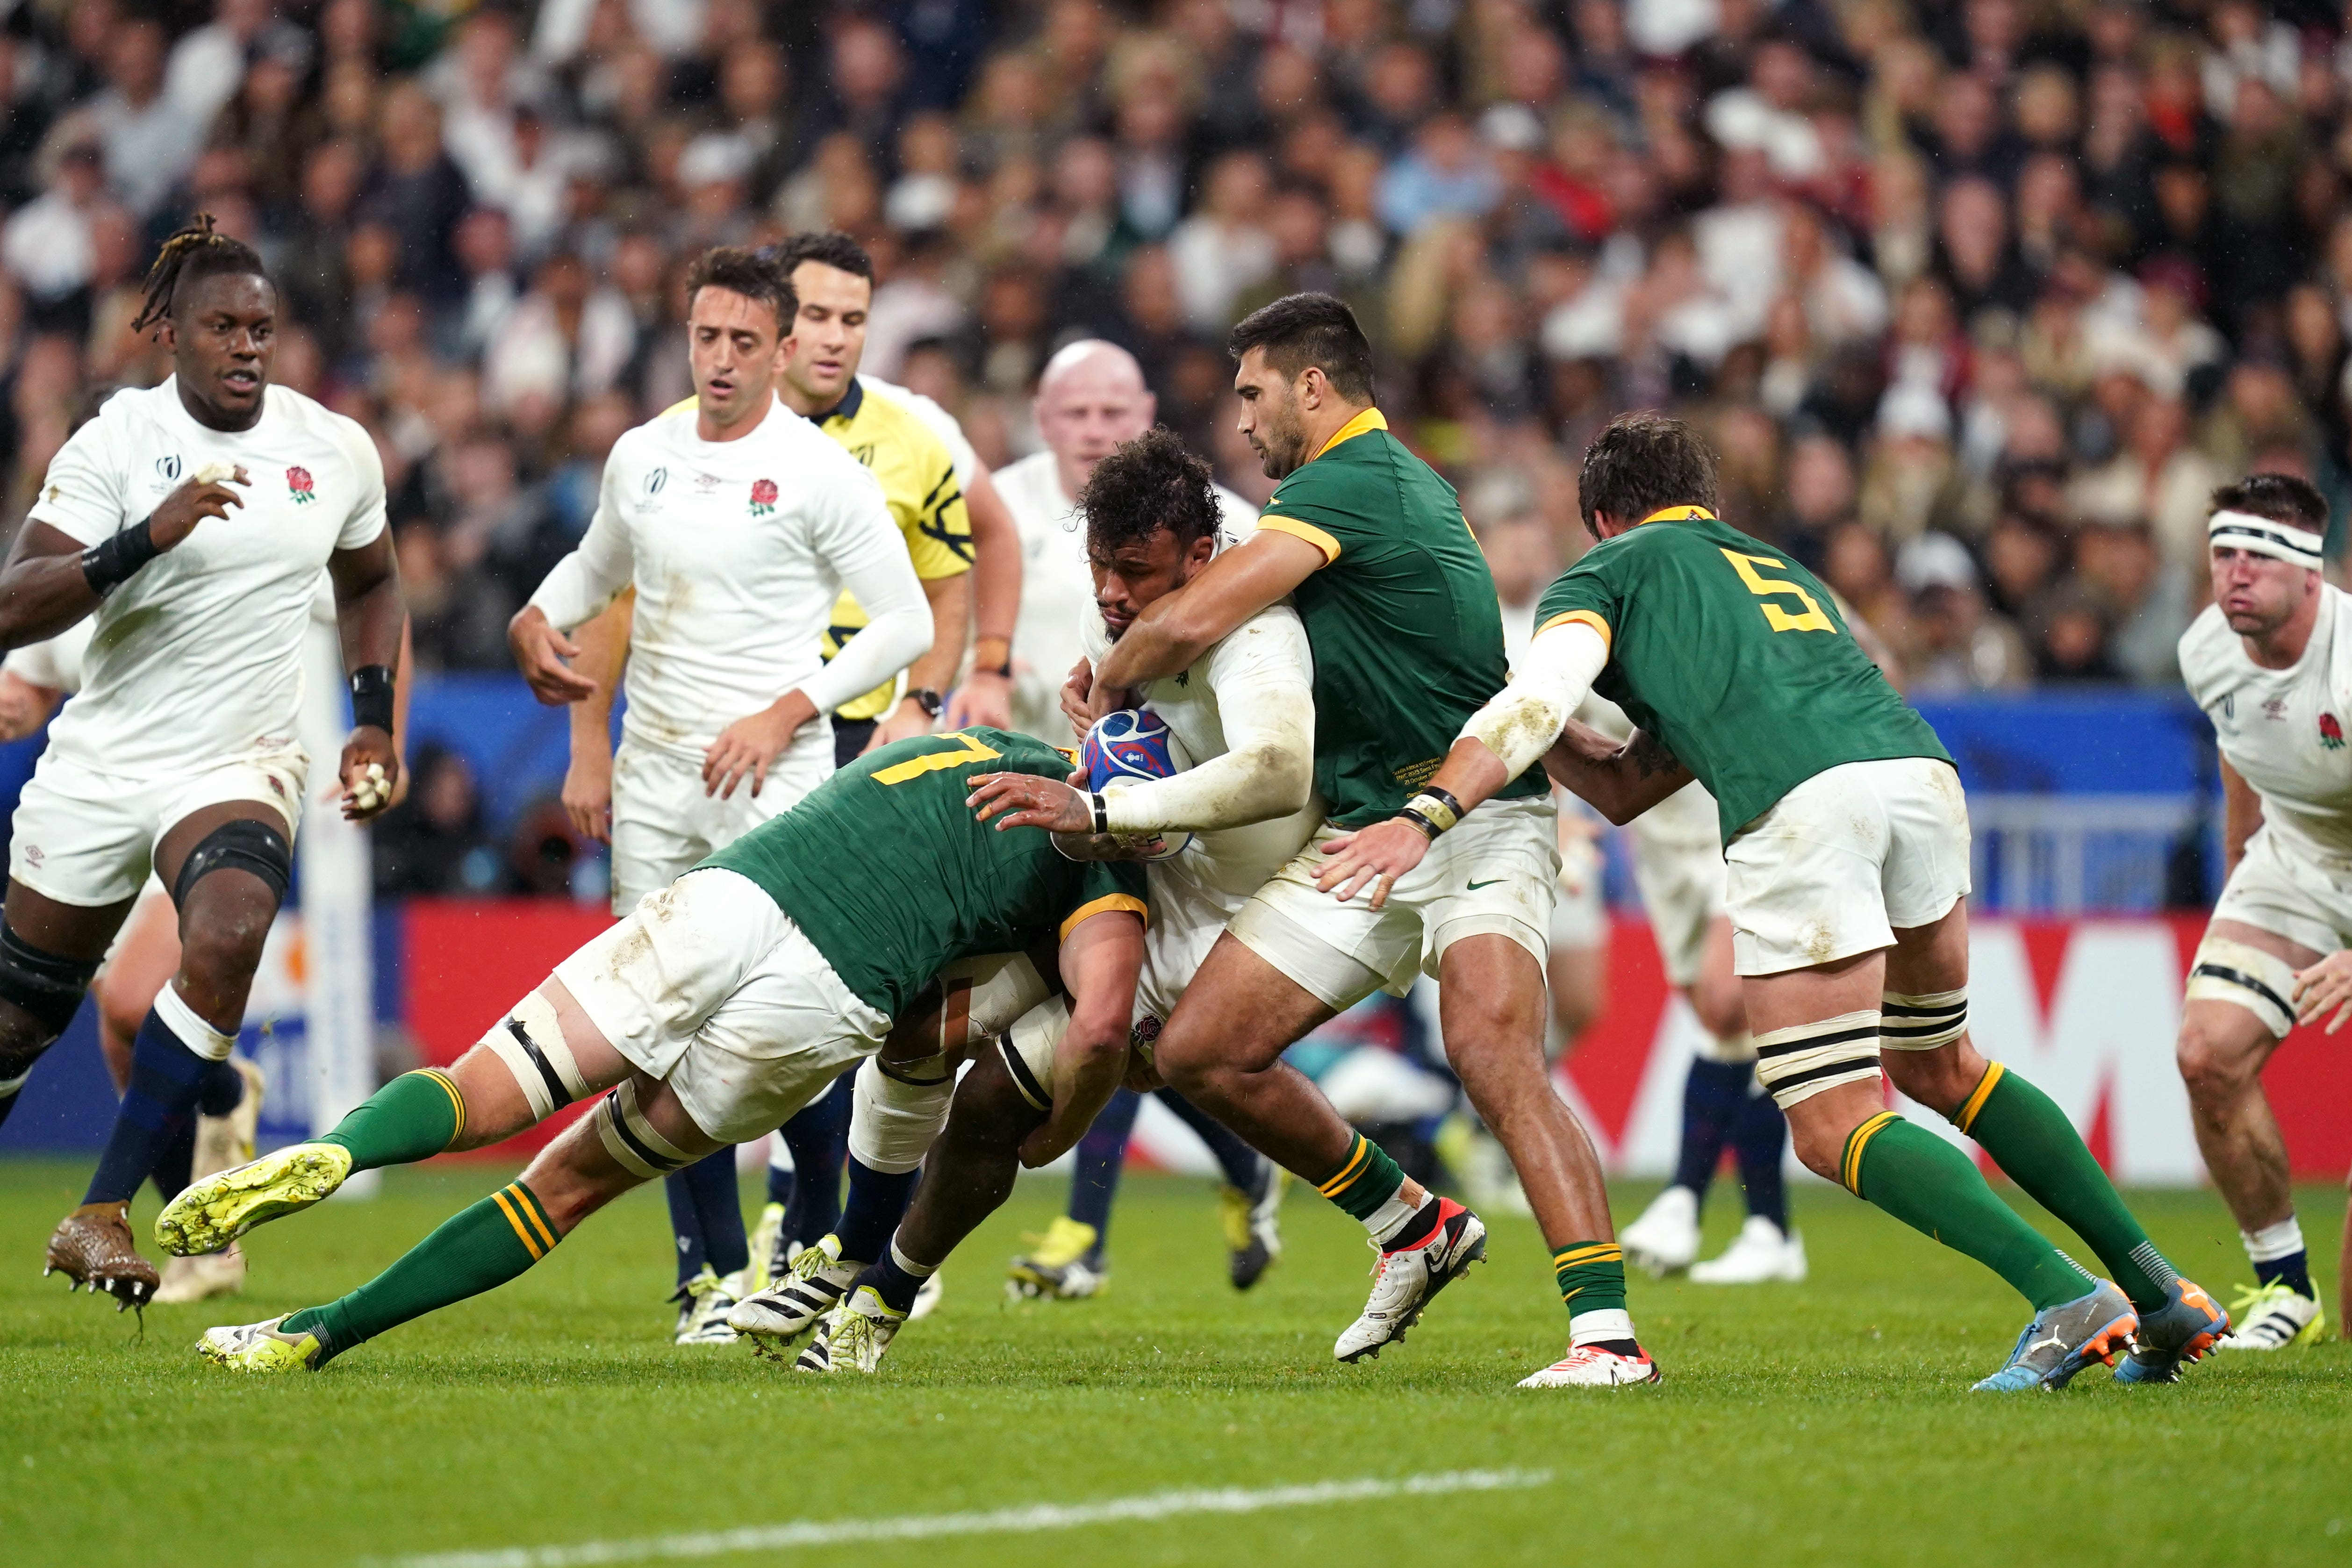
[7,0,2352,711]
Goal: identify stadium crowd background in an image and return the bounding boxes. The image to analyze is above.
[0,0,2343,898]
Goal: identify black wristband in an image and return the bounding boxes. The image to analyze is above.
[350,665,395,733]
[911,687,944,718]
[1419,786,1465,822]
[1395,808,1443,842]
[80,519,159,597]
[1090,791,1109,835]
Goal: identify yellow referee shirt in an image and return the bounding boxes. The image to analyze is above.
[665,382,972,718]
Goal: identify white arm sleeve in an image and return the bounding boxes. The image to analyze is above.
[526,461,635,631]
[1101,612,1316,835]
[795,473,931,716]
[1459,620,1611,781]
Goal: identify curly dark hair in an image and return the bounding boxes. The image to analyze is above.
[682,246,795,332]
[1576,412,1721,536]
[1228,292,1377,403]
[2210,473,2327,533]
[770,230,875,283]
[1078,428,1222,559]
[132,213,270,335]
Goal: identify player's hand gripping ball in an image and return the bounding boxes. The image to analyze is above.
[1079,708,1193,860]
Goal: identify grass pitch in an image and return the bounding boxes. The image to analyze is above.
[1,1159,2346,1568]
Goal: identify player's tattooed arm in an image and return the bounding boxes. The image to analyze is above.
[0,473,248,649]
[1542,720,1693,824]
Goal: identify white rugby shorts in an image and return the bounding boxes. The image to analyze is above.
[1723,756,1971,977]
[1627,820,1727,988]
[607,735,829,913]
[1229,793,1561,1010]
[554,867,889,1144]
[9,745,307,907]
[2207,825,2352,960]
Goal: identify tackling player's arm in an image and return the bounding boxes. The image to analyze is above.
[0,472,251,650]
[1020,898,1145,1168]
[327,526,406,820]
[560,591,633,844]
[2220,757,2262,879]
[1542,718,1694,825]
[942,463,1021,730]
[1089,530,1326,705]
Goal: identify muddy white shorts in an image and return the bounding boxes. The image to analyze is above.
[8,745,307,907]
[607,735,830,912]
[554,867,889,1143]
[1723,756,1971,978]
[1229,793,1562,1011]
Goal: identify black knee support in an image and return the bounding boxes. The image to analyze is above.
[171,818,292,909]
[0,919,100,1035]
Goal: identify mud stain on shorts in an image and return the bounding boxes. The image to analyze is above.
[1802,918,1836,965]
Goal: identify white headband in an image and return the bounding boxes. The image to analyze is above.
[2208,509,2323,569]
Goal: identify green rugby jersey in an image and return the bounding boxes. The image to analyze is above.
[698,728,1147,1019]
[1533,507,1950,841]
[1255,409,1548,827]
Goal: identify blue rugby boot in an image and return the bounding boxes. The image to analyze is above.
[2114,1278,2229,1385]
[1973,1280,2137,1391]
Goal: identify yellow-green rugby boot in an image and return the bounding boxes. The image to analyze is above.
[156,1142,354,1256]
[197,1315,327,1373]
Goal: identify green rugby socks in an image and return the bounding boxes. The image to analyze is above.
[320,1069,466,1170]
[284,1181,559,1358]
[1843,1112,2094,1312]
[1952,1063,2178,1311]
[1317,1132,1413,1236]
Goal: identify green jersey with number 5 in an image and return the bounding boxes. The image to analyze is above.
[698,727,1147,1020]
[1531,508,1950,841]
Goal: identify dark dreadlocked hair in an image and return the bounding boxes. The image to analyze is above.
[131,214,271,336]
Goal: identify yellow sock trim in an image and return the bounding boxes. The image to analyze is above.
[1840,1111,1900,1194]
[491,1186,548,1259]
[508,1182,559,1252]
[1951,1061,2006,1136]
[1552,1243,1623,1268]
[417,1068,467,1146]
[1316,1134,1372,1198]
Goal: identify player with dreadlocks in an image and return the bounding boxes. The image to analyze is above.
[0,215,405,1309]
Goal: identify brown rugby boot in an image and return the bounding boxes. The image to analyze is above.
[45,1202,160,1309]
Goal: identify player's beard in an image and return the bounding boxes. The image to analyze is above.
[1254,403,1308,480]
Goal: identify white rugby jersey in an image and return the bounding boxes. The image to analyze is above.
[2,619,93,693]
[529,397,925,761]
[2181,590,2352,854]
[27,379,385,777]
[997,450,1258,742]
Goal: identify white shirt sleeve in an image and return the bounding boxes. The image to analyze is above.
[1459,619,1611,780]
[794,467,931,716]
[527,455,637,631]
[1101,611,1317,835]
[333,418,389,551]
[26,406,128,547]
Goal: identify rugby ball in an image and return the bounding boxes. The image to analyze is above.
[1079,708,1193,859]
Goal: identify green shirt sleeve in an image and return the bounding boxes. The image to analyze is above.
[1533,546,1628,652]
[1062,860,1148,938]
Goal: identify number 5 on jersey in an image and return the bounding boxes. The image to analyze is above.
[1720,548,1834,634]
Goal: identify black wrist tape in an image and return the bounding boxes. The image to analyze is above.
[80,519,158,597]
[1395,808,1443,842]
[1090,791,1109,835]
[350,665,396,733]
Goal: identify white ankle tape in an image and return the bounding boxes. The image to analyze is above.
[2186,936,2297,1038]
[2243,1215,2306,1262]
[594,1079,691,1178]
[1694,1028,1756,1064]
[1881,988,1966,1051]
[889,1238,939,1278]
[849,1055,953,1175]
[1569,1308,1635,1347]
[483,990,587,1120]
[1752,1010,1882,1108]
[156,983,237,1062]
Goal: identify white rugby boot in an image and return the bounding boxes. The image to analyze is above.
[729,1232,860,1349]
[2220,1282,2325,1351]
[1517,1345,1661,1387]
[672,1265,742,1345]
[1334,1197,1486,1363]
[1618,1185,1700,1276]
[1688,1216,1807,1284]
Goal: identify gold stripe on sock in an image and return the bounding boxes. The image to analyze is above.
[1552,1243,1622,1268]
[507,1184,559,1253]
[491,1188,546,1260]
[419,1069,467,1146]
[1951,1061,2007,1135]
[1317,1135,1371,1198]
[1841,1110,1900,1195]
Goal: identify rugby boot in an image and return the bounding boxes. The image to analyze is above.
[1221,1160,1288,1290]
[155,1140,352,1256]
[1972,1280,2137,1391]
[1618,1185,1701,1276]
[672,1265,741,1345]
[45,1202,159,1309]
[729,1232,858,1350]
[1334,1197,1486,1363]
[2115,1278,2230,1384]
[1688,1216,1808,1284]
[1517,1345,1662,1387]
[2218,1281,2324,1352]
[745,1201,789,1296]
[191,1056,265,1185]
[1007,1216,1105,1300]
[796,1281,904,1375]
[196,1315,326,1373]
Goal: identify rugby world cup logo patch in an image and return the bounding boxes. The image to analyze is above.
[286,465,316,504]
[2323,713,2344,751]
[749,478,778,516]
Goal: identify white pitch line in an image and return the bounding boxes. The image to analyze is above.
[381,1467,1555,1568]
